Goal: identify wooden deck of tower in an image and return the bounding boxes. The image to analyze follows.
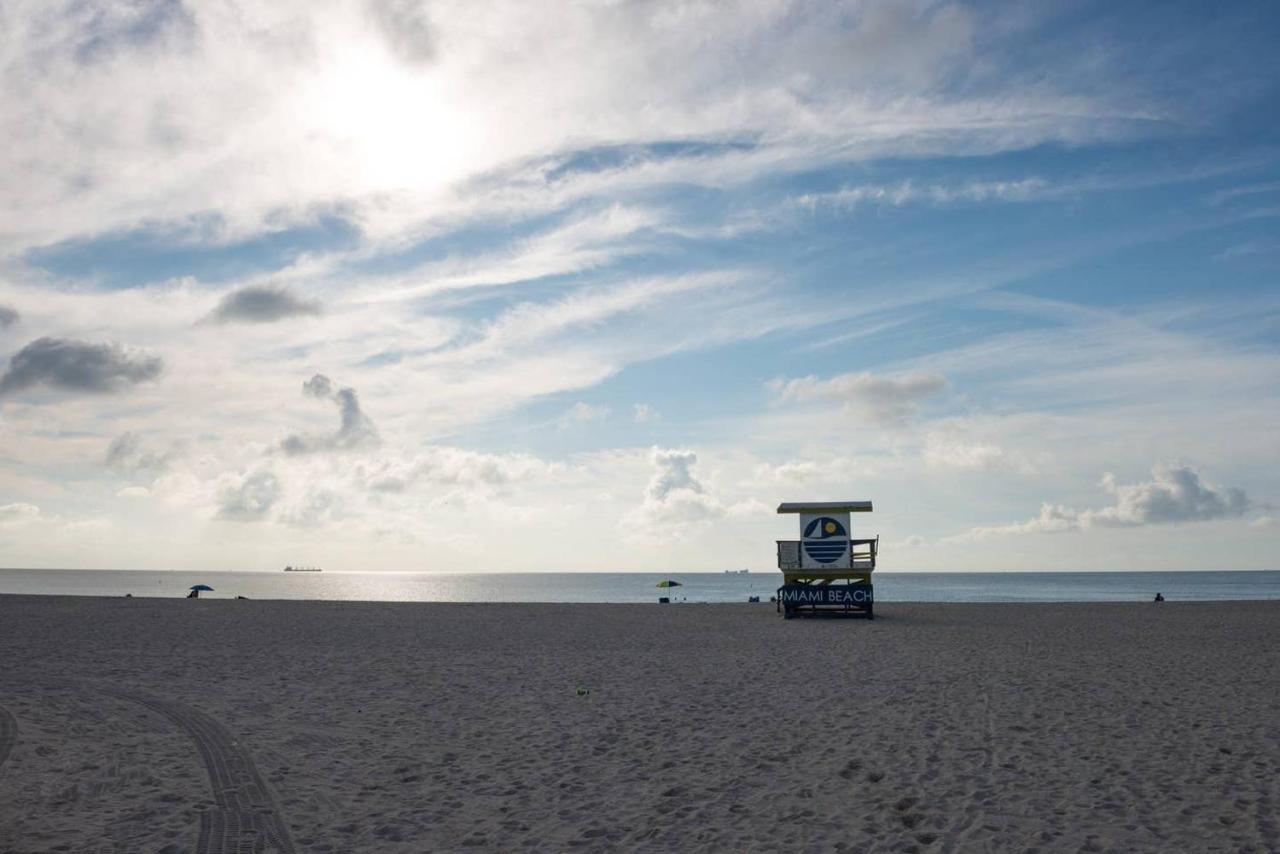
[775,501,877,618]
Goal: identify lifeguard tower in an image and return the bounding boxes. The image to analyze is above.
[775,501,877,619]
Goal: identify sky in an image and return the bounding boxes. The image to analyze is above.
[1,0,1278,573]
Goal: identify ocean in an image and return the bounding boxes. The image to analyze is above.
[1,569,1278,603]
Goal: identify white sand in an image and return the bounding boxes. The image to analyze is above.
[1,595,1278,852]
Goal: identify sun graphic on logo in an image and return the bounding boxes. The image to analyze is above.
[824,521,837,534]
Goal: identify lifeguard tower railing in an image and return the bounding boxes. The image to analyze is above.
[777,538,878,575]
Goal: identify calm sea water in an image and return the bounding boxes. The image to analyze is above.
[1,569,1278,603]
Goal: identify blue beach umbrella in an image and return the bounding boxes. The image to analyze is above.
[189,584,214,592]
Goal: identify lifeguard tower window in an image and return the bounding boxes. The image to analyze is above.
[775,501,876,619]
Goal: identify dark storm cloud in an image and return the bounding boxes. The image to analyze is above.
[281,373,378,454]
[0,337,162,396]
[0,305,18,328]
[208,285,322,324]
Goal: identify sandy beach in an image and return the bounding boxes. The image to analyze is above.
[1,596,1277,853]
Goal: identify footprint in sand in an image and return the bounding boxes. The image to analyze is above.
[0,705,17,771]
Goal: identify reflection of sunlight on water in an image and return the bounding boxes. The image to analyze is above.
[2,570,1279,602]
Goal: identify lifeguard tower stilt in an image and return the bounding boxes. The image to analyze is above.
[775,501,877,619]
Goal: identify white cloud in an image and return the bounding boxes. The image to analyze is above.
[625,447,724,538]
[632,403,657,423]
[0,1,1140,254]
[216,470,281,522]
[368,205,661,304]
[0,4,1272,574]
[755,460,823,482]
[280,374,379,455]
[923,432,1035,473]
[1088,467,1251,527]
[557,402,610,431]
[958,465,1255,540]
[362,446,557,494]
[770,370,948,425]
[794,178,1049,211]
[0,502,41,526]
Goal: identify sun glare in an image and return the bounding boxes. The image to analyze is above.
[301,46,476,192]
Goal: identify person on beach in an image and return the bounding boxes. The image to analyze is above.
[1154,592,1165,602]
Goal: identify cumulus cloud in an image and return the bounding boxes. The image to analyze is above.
[281,374,378,454]
[626,447,725,535]
[770,370,948,424]
[960,465,1254,539]
[1089,467,1251,527]
[0,337,162,397]
[216,470,280,521]
[208,285,322,324]
[0,305,18,328]
[104,432,173,473]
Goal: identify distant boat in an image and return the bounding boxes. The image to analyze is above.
[724,568,749,574]
[283,565,322,572]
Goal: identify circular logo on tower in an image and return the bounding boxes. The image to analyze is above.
[802,516,848,564]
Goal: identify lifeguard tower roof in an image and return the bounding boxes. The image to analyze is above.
[777,501,872,514]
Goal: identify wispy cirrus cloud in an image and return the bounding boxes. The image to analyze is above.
[0,1,1148,255]
[2,3,1278,574]
[793,178,1050,211]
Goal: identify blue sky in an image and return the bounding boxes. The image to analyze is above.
[0,0,1277,571]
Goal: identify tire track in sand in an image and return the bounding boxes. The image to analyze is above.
[102,688,296,854]
[0,705,16,770]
